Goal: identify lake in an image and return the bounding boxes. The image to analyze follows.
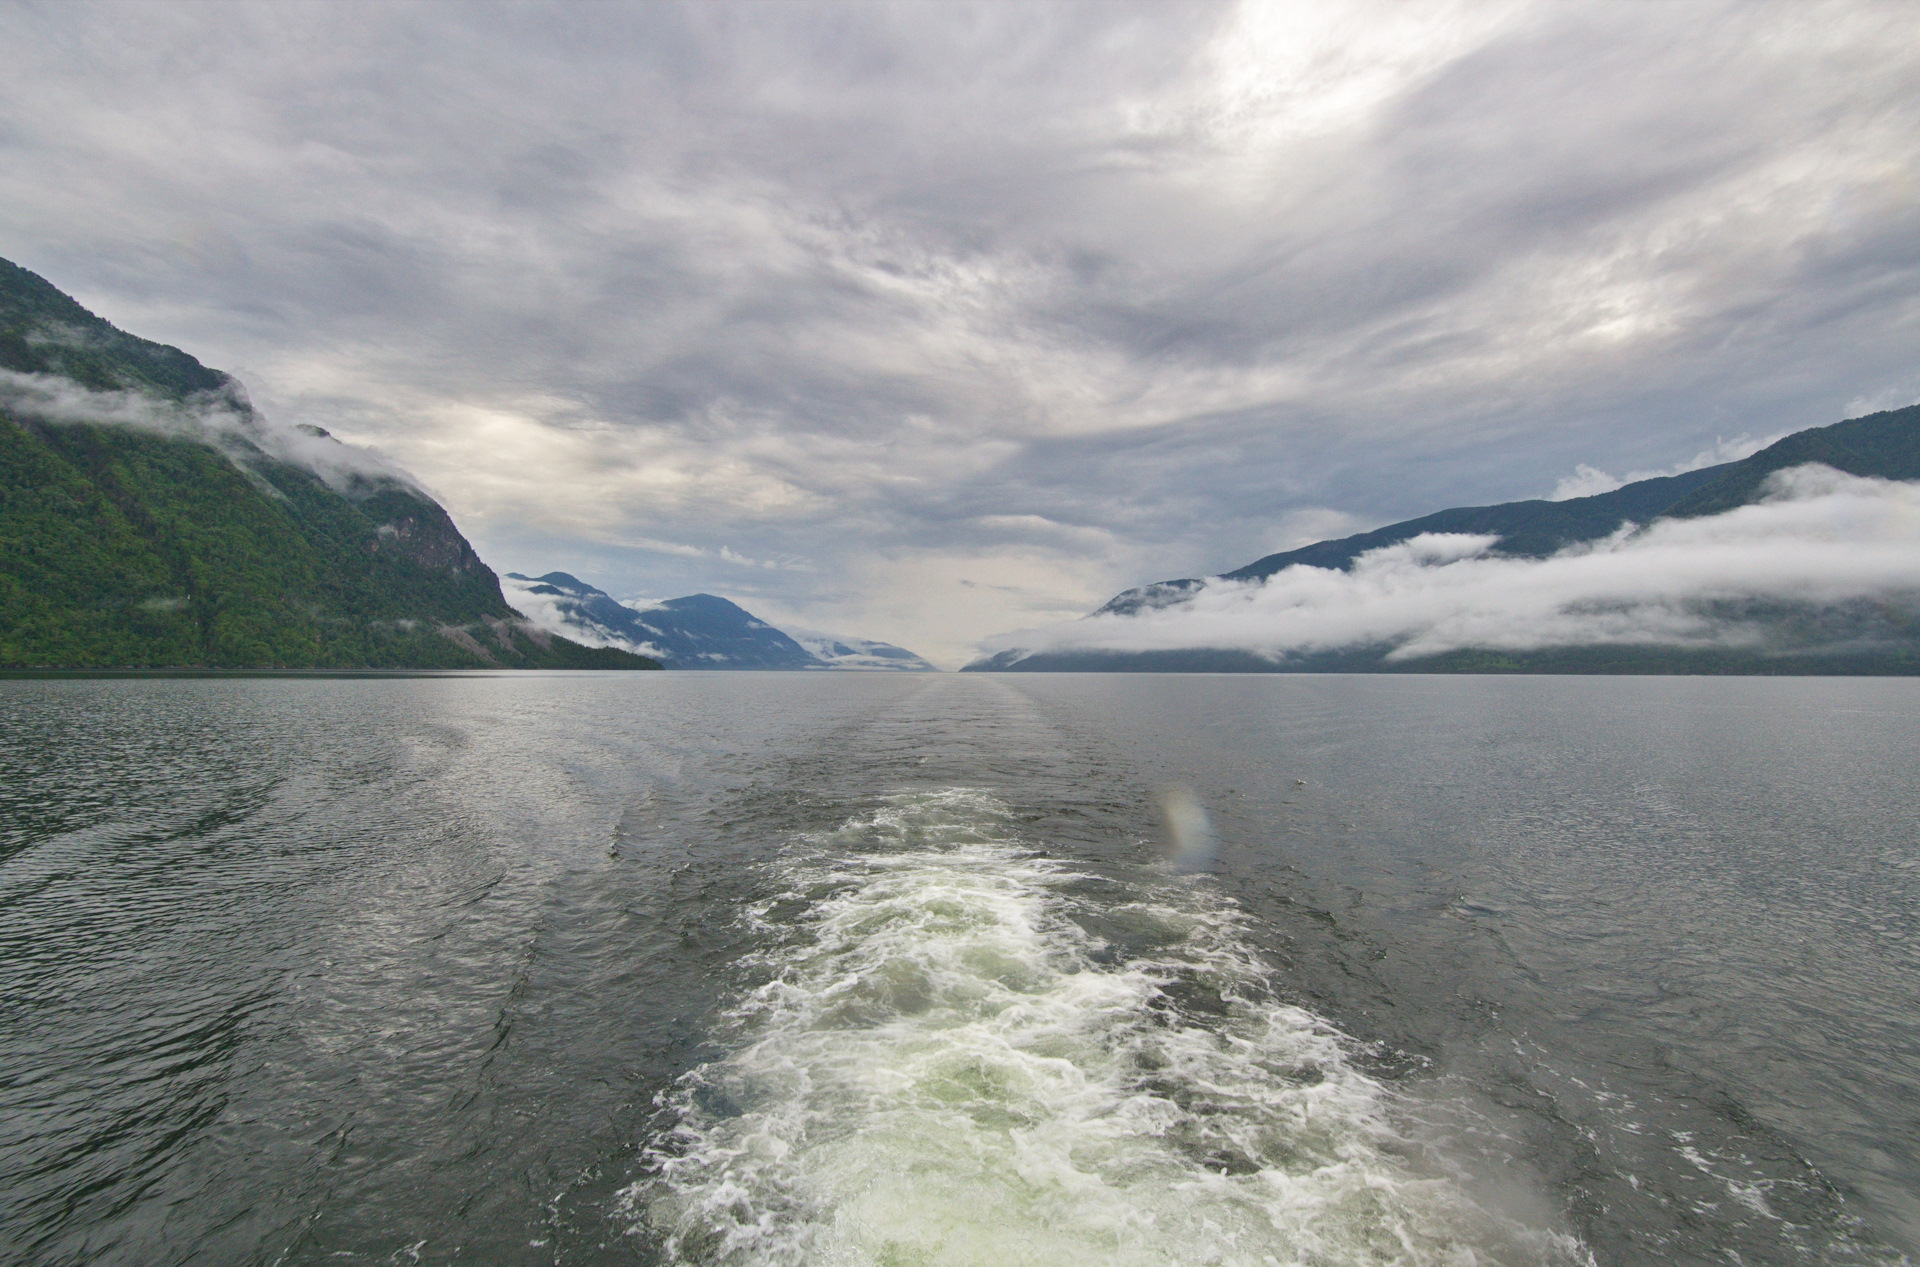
[1,672,1914,1265]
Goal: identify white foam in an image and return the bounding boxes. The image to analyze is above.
[624,789,1582,1265]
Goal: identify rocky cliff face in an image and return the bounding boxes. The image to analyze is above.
[360,489,489,576]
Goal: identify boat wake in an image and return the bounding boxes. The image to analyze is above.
[623,788,1584,1265]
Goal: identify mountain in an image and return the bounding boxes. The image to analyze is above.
[503,572,936,669]
[967,404,1920,674]
[1095,407,1920,620]
[503,573,819,668]
[505,572,817,668]
[1093,464,1734,617]
[786,630,937,671]
[0,257,658,670]
[965,636,1920,677]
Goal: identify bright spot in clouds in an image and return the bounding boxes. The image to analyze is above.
[1,1,1916,665]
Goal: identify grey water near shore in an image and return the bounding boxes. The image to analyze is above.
[0,673,1914,1265]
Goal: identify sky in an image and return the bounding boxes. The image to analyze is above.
[2,0,1916,666]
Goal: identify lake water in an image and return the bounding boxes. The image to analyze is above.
[1,672,1915,1265]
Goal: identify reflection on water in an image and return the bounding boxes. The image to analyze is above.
[0,672,1914,1265]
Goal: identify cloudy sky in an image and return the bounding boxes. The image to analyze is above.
[3,1,1916,665]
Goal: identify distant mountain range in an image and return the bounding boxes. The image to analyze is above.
[502,572,936,670]
[0,257,657,670]
[786,630,940,671]
[967,405,1920,674]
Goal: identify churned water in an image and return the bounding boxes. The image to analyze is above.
[636,789,1578,1265]
[0,672,1914,1266]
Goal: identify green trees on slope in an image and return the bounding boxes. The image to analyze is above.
[0,257,656,670]
[0,413,558,667]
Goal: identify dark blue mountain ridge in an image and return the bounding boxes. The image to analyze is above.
[783,628,939,671]
[1096,465,1733,616]
[966,403,1920,674]
[506,573,815,668]
[1092,405,1919,618]
[504,572,933,669]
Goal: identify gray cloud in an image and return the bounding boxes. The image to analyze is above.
[978,467,1920,663]
[2,0,1916,664]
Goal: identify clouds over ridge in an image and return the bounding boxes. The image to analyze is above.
[981,467,1920,663]
[0,369,419,494]
[1,1,1916,663]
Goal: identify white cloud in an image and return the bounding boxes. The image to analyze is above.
[1844,381,1920,420]
[0,369,418,492]
[980,467,1920,663]
[1545,434,1782,501]
[783,628,935,671]
[498,573,666,660]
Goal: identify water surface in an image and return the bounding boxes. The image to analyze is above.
[1,673,1913,1265]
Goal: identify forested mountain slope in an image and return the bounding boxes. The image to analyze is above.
[0,258,656,669]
